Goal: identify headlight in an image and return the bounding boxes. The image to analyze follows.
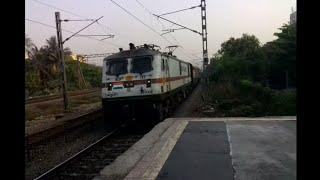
[146,79,151,87]
[107,82,113,91]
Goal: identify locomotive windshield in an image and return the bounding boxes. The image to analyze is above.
[105,59,128,76]
[131,56,153,74]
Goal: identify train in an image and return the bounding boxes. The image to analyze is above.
[101,43,200,124]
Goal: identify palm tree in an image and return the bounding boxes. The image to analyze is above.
[25,35,73,91]
[43,36,72,74]
[27,44,54,89]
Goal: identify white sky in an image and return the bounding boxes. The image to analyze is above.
[25,0,296,67]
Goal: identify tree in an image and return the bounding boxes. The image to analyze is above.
[263,23,296,88]
[25,35,73,93]
[218,34,261,57]
[214,34,267,83]
[42,36,72,75]
[25,34,33,53]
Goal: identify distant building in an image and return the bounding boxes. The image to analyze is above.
[71,53,78,60]
[290,8,296,24]
[71,53,87,62]
[25,51,29,59]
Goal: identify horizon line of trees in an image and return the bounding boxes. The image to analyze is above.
[203,23,296,116]
[209,23,296,90]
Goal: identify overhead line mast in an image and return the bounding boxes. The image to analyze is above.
[153,0,209,71]
[201,0,208,70]
[55,12,108,110]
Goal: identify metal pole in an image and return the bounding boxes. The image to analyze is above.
[55,12,68,110]
[201,0,208,70]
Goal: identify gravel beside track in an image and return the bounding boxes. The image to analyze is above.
[25,119,152,180]
[25,118,111,180]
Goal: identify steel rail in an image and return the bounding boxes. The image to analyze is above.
[33,127,121,180]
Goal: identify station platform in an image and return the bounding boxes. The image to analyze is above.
[94,117,296,180]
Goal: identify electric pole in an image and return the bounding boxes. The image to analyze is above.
[201,0,208,70]
[154,1,208,71]
[54,12,106,110]
[55,12,69,110]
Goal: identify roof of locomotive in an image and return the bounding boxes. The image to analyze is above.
[104,46,192,65]
[104,47,160,60]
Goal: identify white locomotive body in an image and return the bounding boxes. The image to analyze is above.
[102,44,199,123]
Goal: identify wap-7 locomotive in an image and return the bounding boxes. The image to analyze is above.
[102,43,200,124]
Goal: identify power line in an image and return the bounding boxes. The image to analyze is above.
[30,0,137,44]
[31,0,87,19]
[109,0,165,39]
[110,0,196,62]
[63,16,104,44]
[135,0,154,15]
[158,5,201,17]
[61,19,95,22]
[154,15,202,35]
[134,0,202,62]
[25,18,122,48]
[28,0,201,62]
[26,18,57,29]
[134,0,206,67]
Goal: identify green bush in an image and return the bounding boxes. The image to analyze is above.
[25,70,43,95]
[205,79,295,117]
[238,79,254,96]
[269,90,296,115]
[25,60,102,96]
[228,105,255,117]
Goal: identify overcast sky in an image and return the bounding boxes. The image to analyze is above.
[25,0,296,67]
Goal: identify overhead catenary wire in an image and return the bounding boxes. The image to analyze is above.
[31,0,87,19]
[28,0,202,65]
[110,0,196,61]
[62,16,104,44]
[158,5,201,17]
[109,0,166,39]
[134,0,202,62]
[62,19,96,22]
[25,18,122,48]
[134,0,201,60]
[30,0,137,44]
[154,15,202,35]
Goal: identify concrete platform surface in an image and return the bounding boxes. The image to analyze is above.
[94,117,296,180]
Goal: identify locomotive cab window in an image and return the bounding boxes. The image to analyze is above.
[131,56,153,74]
[179,62,182,75]
[106,59,128,76]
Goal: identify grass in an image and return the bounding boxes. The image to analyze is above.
[25,91,101,121]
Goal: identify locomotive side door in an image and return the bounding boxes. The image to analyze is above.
[164,58,171,92]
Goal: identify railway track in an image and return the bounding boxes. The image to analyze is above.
[33,123,148,180]
[25,108,103,147]
[26,88,99,104]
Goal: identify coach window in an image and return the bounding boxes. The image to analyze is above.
[179,62,182,75]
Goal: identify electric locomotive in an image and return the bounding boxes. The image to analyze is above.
[102,43,200,124]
